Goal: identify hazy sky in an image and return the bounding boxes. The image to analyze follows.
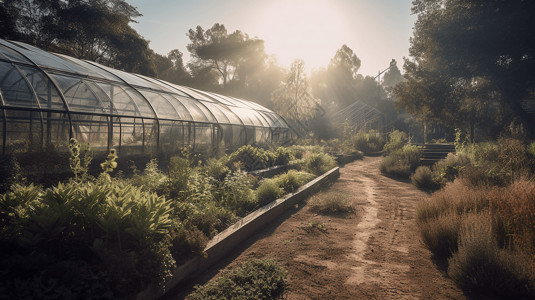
[128,0,417,77]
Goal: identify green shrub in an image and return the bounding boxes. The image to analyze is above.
[167,155,194,199]
[0,178,175,297]
[383,130,408,154]
[216,171,256,217]
[187,259,287,300]
[202,157,229,181]
[170,226,209,264]
[411,166,441,191]
[256,179,284,207]
[302,152,337,176]
[448,214,535,299]
[273,147,294,165]
[431,153,471,186]
[129,159,168,194]
[309,193,355,216]
[379,145,421,178]
[273,170,315,194]
[226,145,273,172]
[351,130,386,154]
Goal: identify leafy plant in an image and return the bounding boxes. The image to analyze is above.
[255,179,284,207]
[272,170,315,194]
[383,130,408,154]
[379,145,421,178]
[187,259,287,300]
[68,138,93,182]
[301,152,337,176]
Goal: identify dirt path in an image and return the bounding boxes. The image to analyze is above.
[169,156,466,299]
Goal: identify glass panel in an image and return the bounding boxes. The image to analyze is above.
[51,74,106,114]
[200,91,235,106]
[97,83,140,117]
[160,94,193,121]
[143,119,158,153]
[5,110,42,153]
[110,116,121,149]
[119,117,144,147]
[84,81,116,114]
[123,87,156,118]
[44,112,70,149]
[230,96,270,111]
[150,80,191,97]
[0,43,31,64]
[194,123,212,146]
[0,62,37,108]
[55,54,122,82]
[134,74,178,94]
[95,63,168,91]
[227,106,255,126]
[175,85,215,102]
[71,113,108,150]
[9,41,92,76]
[257,111,276,127]
[175,96,209,122]
[231,125,244,147]
[17,65,66,110]
[160,120,188,153]
[139,90,179,120]
[191,100,216,123]
[200,101,230,123]
[245,126,255,145]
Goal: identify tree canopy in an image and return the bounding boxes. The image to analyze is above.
[396,0,535,140]
[1,0,156,75]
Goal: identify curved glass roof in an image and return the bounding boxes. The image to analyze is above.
[0,39,289,130]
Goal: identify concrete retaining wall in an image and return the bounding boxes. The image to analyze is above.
[137,166,340,300]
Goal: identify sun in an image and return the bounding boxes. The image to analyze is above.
[253,0,348,72]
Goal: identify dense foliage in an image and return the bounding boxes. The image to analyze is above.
[0,141,335,298]
[396,0,535,140]
[187,259,287,300]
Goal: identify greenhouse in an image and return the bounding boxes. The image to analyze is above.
[0,39,290,157]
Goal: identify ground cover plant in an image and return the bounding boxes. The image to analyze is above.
[309,192,355,216]
[0,140,335,298]
[187,258,287,300]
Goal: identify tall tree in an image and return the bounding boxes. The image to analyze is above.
[186,23,266,89]
[311,45,362,111]
[272,60,318,123]
[382,59,403,92]
[1,0,156,76]
[154,49,191,84]
[397,0,535,139]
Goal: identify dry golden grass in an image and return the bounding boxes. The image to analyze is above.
[309,193,355,216]
[448,212,535,298]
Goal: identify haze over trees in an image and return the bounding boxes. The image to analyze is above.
[0,0,402,137]
[395,0,535,141]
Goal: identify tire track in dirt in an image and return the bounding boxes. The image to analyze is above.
[168,156,466,300]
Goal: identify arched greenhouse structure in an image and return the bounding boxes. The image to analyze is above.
[0,39,290,159]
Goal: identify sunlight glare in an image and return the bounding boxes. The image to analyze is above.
[254,0,348,72]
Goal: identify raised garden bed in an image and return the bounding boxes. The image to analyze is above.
[136,166,340,300]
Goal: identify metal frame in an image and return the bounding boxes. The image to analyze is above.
[0,39,290,155]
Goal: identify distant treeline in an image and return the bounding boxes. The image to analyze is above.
[0,0,405,139]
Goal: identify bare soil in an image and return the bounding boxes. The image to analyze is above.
[168,156,466,299]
